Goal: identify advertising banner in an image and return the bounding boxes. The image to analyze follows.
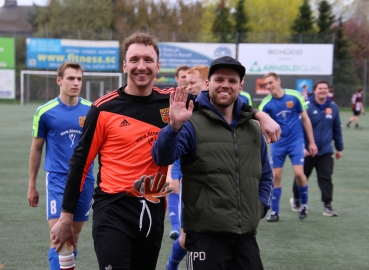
[26,38,119,71]
[239,44,334,75]
[0,69,15,99]
[158,42,236,72]
[0,37,15,68]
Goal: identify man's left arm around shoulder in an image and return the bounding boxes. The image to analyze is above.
[258,133,274,219]
[242,103,281,144]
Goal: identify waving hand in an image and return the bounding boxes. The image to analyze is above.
[169,86,194,131]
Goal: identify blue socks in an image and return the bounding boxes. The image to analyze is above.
[48,247,78,270]
[167,239,187,270]
[48,248,60,270]
[271,187,282,214]
[297,184,309,205]
[168,193,180,232]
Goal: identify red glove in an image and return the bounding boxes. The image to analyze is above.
[126,173,173,203]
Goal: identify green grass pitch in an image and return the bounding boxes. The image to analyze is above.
[0,104,368,269]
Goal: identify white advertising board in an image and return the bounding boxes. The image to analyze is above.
[239,44,334,75]
[158,42,236,72]
[0,69,15,99]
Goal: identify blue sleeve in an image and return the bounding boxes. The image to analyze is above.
[333,105,344,151]
[258,133,274,215]
[171,159,183,180]
[238,94,248,104]
[152,121,196,166]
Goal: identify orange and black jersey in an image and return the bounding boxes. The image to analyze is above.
[62,86,174,214]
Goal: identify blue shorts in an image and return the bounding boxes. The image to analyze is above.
[46,171,95,221]
[270,140,305,168]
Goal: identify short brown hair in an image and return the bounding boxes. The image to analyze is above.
[263,72,279,80]
[187,65,209,81]
[175,65,190,77]
[313,80,329,91]
[57,62,83,78]
[123,32,159,60]
[357,87,364,93]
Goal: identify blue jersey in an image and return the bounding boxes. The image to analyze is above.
[259,89,306,144]
[32,96,94,175]
[238,91,252,105]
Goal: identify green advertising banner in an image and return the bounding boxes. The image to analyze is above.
[0,37,15,68]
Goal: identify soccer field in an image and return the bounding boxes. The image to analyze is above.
[0,103,368,270]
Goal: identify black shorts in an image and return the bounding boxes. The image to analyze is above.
[185,232,264,270]
[352,109,361,116]
[92,196,165,270]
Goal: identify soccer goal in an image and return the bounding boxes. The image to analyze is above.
[20,70,123,105]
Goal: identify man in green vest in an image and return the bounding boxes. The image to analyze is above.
[152,56,273,270]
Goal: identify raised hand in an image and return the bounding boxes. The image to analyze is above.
[169,86,194,131]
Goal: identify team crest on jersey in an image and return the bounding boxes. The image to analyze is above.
[286,101,294,108]
[325,108,332,115]
[160,108,170,123]
[79,116,86,127]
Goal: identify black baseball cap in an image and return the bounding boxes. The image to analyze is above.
[208,56,246,80]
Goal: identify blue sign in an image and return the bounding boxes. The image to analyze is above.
[26,38,120,71]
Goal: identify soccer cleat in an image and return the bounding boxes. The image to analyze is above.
[355,125,362,130]
[267,212,279,222]
[346,122,350,128]
[323,204,338,217]
[169,230,179,240]
[289,197,301,212]
[299,206,308,219]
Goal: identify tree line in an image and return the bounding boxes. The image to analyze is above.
[24,0,369,89]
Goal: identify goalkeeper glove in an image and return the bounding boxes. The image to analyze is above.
[126,172,173,203]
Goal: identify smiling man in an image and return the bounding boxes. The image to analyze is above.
[152,56,273,270]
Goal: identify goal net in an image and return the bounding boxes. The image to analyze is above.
[20,70,123,105]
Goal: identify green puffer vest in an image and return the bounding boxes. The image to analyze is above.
[181,108,263,235]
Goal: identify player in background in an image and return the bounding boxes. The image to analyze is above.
[300,85,310,101]
[27,62,95,270]
[328,85,334,101]
[239,89,253,106]
[168,64,191,240]
[175,65,190,88]
[259,72,317,222]
[291,80,343,216]
[347,87,365,129]
[166,65,209,270]
[50,32,281,270]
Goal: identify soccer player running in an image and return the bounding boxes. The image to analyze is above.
[27,62,95,270]
[49,33,280,270]
[291,80,343,216]
[153,56,273,270]
[259,72,317,222]
[347,86,365,129]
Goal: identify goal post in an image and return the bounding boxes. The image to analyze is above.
[20,70,123,105]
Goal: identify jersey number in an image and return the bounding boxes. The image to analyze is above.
[50,200,57,215]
